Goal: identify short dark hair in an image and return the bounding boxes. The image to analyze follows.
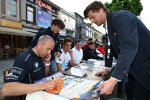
[84,1,108,18]
[51,19,65,29]
[75,39,81,44]
[88,41,95,46]
[62,38,72,46]
[88,38,93,41]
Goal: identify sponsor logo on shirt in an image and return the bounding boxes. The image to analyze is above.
[6,72,19,79]
[34,62,41,72]
[34,62,39,68]
[6,67,23,80]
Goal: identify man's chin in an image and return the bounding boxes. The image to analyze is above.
[54,32,58,34]
[97,24,102,26]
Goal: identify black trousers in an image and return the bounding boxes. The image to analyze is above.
[127,74,150,100]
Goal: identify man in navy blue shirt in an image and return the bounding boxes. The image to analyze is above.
[2,35,59,100]
[30,19,65,73]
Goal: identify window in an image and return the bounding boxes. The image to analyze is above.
[26,5,35,24]
[27,0,35,3]
[6,0,17,17]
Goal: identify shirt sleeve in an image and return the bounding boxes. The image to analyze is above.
[5,58,29,82]
[55,56,62,64]
[111,12,138,80]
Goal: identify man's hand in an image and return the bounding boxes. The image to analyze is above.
[44,54,51,63]
[95,68,109,76]
[42,79,59,90]
[56,52,61,58]
[68,50,73,56]
[96,77,118,95]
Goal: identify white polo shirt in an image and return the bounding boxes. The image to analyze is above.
[72,47,83,64]
[55,49,71,70]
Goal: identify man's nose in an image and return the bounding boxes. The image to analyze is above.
[48,50,51,54]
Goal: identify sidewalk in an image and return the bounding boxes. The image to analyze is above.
[0,58,14,88]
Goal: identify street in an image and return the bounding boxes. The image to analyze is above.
[0,59,14,89]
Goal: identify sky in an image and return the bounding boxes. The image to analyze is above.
[50,0,150,33]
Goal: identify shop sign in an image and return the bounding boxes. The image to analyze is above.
[0,19,22,29]
[37,0,52,11]
[36,10,52,28]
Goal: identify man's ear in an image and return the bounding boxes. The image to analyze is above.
[99,8,105,13]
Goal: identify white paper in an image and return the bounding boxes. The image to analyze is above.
[70,67,87,77]
[26,91,68,100]
[59,79,98,99]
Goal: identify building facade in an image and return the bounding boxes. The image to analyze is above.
[0,0,61,49]
[0,0,103,59]
[58,9,75,40]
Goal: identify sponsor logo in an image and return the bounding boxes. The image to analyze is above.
[34,62,39,68]
[7,72,19,79]
[33,62,41,72]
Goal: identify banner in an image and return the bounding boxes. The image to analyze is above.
[36,10,52,28]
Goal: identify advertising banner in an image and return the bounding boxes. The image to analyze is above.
[36,10,52,28]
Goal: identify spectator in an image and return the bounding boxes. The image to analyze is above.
[55,38,76,71]
[80,36,86,46]
[96,44,105,56]
[4,45,10,51]
[83,41,103,61]
[72,39,83,64]
[83,38,93,49]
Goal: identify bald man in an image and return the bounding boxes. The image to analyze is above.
[2,35,59,100]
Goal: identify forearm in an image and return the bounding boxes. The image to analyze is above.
[2,82,45,96]
[69,55,77,66]
[57,63,63,72]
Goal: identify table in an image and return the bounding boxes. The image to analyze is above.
[26,59,106,100]
[26,91,68,100]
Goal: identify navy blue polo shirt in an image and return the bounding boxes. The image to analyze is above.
[6,48,45,84]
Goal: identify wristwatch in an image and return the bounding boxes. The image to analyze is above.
[44,62,50,66]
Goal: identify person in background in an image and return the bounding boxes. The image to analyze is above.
[55,38,76,71]
[2,35,59,100]
[96,44,105,56]
[83,41,104,61]
[30,19,65,74]
[80,36,86,46]
[72,39,83,64]
[94,38,99,47]
[4,44,10,51]
[83,38,93,49]
[84,1,150,100]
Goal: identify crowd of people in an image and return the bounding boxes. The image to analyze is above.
[1,18,104,100]
[1,0,150,100]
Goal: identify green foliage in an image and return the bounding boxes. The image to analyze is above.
[104,0,143,16]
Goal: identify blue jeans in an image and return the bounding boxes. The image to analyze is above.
[50,60,58,73]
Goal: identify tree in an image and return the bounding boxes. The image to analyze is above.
[105,0,143,16]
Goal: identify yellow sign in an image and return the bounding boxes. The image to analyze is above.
[0,19,22,29]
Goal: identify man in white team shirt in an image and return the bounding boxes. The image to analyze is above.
[72,39,83,64]
[55,38,76,71]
